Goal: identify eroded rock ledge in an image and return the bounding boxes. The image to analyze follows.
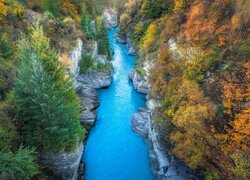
[126,48,193,179]
[131,101,193,180]
[129,69,150,94]
[41,143,84,180]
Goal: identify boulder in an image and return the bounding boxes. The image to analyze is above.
[41,143,84,180]
[131,108,149,138]
[77,87,99,111]
[129,70,150,94]
[80,109,96,127]
[77,70,112,89]
[113,33,127,44]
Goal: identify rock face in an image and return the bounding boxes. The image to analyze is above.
[41,143,84,180]
[128,54,193,179]
[126,36,137,56]
[76,85,99,127]
[129,70,150,94]
[68,39,83,78]
[103,8,118,29]
[68,37,113,127]
[77,70,112,89]
[131,99,193,180]
[132,108,149,138]
[113,33,127,44]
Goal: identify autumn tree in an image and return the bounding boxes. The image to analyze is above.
[169,80,217,168]
[141,22,158,53]
[0,0,7,20]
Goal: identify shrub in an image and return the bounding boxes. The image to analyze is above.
[79,55,93,74]
[136,66,146,76]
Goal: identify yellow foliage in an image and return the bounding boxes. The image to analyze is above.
[231,15,239,30]
[0,0,7,18]
[61,0,80,24]
[170,80,217,168]
[141,23,157,53]
[173,0,186,13]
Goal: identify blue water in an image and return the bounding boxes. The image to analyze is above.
[83,29,154,180]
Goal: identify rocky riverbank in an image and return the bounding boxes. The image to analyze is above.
[42,27,113,178]
[128,54,193,180]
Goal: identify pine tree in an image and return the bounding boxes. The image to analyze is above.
[14,25,84,152]
[0,147,38,179]
[81,4,94,39]
[97,20,111,59]
[0,31,13,60]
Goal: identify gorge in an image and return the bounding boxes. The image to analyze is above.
[0,1,249,180]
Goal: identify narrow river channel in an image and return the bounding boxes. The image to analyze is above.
[83,29,154,180]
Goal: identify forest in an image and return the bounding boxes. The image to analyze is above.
[0,0,115,178]
[0,0,249,179]
[119,0,249,179]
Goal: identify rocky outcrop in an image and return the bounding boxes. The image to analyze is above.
[129,70,150,94]
[41,143,84,180]
[68,39,83,77]
[132,98,193,180]
[132,108,149,138]
[68,37,113,127]
[103,8,118,29]
[128,51,193,179]
[77,70,112,89]
[113,33,127,44]
[76,86,99,127]
[126,36,137,56]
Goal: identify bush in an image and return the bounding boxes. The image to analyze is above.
[79,55,93,74]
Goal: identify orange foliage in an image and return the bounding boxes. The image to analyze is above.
[59,53,73,69]
[183,2,215,43]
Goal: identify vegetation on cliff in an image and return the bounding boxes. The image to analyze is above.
[120,0,250,179]
[0,0,120,178]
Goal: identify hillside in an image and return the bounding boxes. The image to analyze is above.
[119,0,250,179]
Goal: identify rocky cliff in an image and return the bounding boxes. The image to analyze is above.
[129,54,193,180]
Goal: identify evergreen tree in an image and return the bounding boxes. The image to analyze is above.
[14,25,84,152]
[96,20,111,59]
[0,147,38,179]
[81,4,95,39]
[0,31,13,60]
[43,0,61,16]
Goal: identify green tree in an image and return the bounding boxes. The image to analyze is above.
[14,24,84,152]
[0,147,38,179]
[0,32,13,60]
[81,4,95,39]
[79,55,94,74]
[42,0,61,16]
[140,0,162,19]
[96,20,111,59]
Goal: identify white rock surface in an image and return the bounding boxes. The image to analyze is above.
[103,8,118,28]
[129,70,150,94]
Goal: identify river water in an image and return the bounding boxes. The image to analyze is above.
[83,29,154,180]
